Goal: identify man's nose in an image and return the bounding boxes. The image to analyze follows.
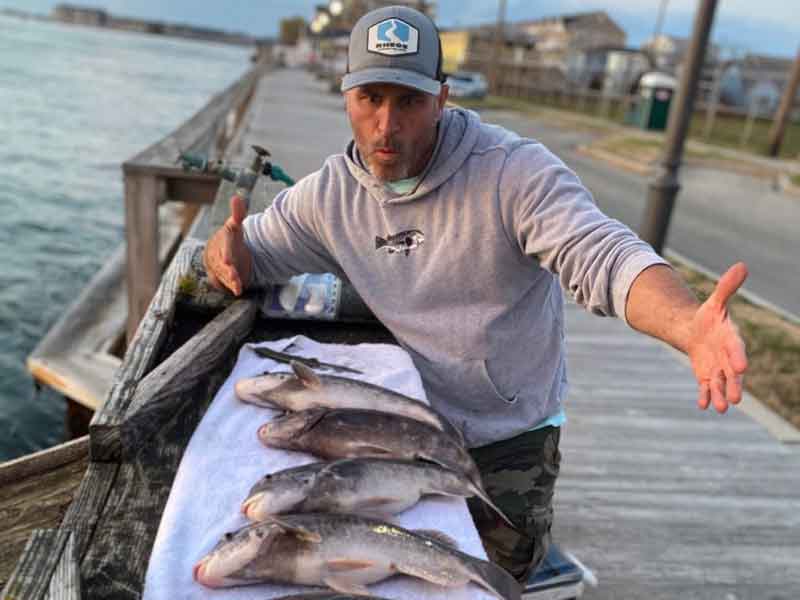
[376,101,401,136]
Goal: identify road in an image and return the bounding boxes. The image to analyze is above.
[484,110,800,319]
[259,69,799,318]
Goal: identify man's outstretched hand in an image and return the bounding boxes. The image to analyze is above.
[686,262,749,414]
[203,195,253,296]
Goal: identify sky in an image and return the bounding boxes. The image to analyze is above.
[3,0,798,58]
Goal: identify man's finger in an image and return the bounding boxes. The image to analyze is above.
[710,262,748,307]
[710,374,728,414]
[697,382,711,411]
[230,194,248,226]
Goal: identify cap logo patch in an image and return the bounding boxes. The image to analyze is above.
[368,18,419,56]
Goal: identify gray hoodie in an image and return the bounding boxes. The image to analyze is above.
[243,107,667,447]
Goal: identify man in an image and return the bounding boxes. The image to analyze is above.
[204,5,748,584]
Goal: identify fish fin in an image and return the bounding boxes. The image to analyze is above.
[375,235,386,249]
[391,561,470,588]
[323,575,373,596]
[325,558,376,572]
[411,529,459,549]
[460,556,523,600]
[467,480,520,532]
[263,515,322,543]
[352,443,397,456]
[290,360,322,389]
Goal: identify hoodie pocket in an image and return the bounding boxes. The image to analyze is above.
[480,359,519,405]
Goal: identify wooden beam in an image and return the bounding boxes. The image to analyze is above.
[47,532,81,600]
[120,299,257,461]
[0,436,88,488]
[124,174,164,345]
[1,529,68,600]
[89,241,199,462]
[164,174,220,205]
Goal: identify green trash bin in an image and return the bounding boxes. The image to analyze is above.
[637,72,677,131]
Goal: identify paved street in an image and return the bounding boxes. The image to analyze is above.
[484,110,800,319]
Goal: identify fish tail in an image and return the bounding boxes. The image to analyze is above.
[464,555,522,600]
[375,235,387,249]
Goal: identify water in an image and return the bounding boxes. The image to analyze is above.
[0,15,251,461]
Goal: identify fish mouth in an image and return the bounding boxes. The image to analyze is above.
[241,493,264,521]
[193,558,226,588]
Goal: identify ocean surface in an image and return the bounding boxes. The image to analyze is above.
[0,15,251,461]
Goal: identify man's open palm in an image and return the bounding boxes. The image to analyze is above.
[203,195,252,296]
[687,262,749,414]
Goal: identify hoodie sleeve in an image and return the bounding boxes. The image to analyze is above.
[498,141,668,323]
[241,170,346,286]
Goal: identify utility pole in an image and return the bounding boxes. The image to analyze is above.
[489,0,507,93]
[766,48,800,158]
[640,0,719,255]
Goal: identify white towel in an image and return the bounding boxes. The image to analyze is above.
[144,335,495,600]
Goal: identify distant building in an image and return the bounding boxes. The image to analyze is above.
[720,53,798,116]
[513,12,626,72]
[51,4,108,27]
[440,26,536,75]
[642,34,719,75]
[567,46,650,94]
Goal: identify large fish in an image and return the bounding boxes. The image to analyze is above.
[241,458,515,529]
[193,513,521,600]
[236,361,463,443]
[257,407,481,486]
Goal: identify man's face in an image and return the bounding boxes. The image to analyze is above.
[345,82,448,182]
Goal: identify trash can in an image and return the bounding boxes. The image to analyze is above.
[636,72,677,130]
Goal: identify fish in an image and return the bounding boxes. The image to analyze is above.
[257,407,481,486]
[374,229,425,256]
[236,360,464,444]
[193,512,521,600]
[241,457,515,529]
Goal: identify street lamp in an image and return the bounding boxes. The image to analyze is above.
[329,0,343,17]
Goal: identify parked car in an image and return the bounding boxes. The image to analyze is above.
[445,71,488,99]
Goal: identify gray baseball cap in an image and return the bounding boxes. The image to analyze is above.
[341,5,443,96]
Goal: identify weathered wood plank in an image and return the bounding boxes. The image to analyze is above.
[1,529,68,600]
[80,355,237,599]
[46,533,81,600]
[554,299,800,598]
[0,445,88,591]
[120,298,257,461]
[89,241,201,462]
[57,462,118,564]
[0,437,88,488]
[124,173,164,344]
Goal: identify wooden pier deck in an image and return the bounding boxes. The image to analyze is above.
[557,301,800,599]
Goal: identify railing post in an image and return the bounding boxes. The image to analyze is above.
[124,173,165,344]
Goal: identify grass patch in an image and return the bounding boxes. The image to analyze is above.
[791,173,800,187]
[468,93,800,159]
[671,259,800,430]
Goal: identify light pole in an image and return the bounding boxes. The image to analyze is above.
[640,0,719,254]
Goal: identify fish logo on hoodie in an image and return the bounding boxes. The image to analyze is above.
[375,229,425,256]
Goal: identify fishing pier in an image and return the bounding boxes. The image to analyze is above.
[2,63,799,599]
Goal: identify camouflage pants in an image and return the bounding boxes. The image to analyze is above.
[466,426,561,582]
